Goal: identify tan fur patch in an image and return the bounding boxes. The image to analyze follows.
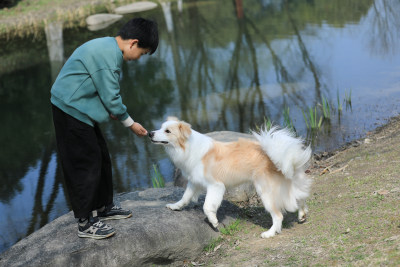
[201,139,281,186]
[170,122,192,150]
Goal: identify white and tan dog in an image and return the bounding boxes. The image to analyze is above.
[149,117,312,238]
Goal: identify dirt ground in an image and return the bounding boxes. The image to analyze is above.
[171,117,400,266]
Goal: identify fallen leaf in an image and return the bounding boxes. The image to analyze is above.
[213,244,222,252]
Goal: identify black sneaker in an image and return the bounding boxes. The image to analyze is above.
[98,204,132,221]
[78,216,115,239]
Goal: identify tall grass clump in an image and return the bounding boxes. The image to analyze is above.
[204,219,242,252]
[302,106,323,131]
[254,116,273,132]
[345,89,352,110]
[151,164,165,188]
[283,107,296,134]
[337,90,343,113]
[321,96,331,120]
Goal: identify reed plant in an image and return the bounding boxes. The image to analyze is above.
[151,164,165,188]
[321,96,331,120]
[302,106,323,131]
[283,107,296,134]
[345,89,352,109]
[337,90,343,113]
[254,116,273,132]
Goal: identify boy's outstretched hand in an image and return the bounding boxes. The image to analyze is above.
[130,122,148,137]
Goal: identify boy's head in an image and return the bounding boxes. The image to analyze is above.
[117,18,159,55]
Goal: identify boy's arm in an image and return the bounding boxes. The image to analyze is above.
[110,114,147,136]
[92,69,132,123]
[93,69,148,136]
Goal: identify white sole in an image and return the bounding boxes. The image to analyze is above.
[100,213,132,221]
[77,231,115,239]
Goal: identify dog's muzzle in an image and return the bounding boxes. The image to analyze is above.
[148,131,168,144]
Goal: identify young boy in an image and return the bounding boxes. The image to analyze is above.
[51,18,158,239]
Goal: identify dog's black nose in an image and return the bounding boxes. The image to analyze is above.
[148,131,154,138]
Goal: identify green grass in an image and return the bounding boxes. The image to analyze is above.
[219,219,242,235]
[283,107,296,133]
[345,89,352,109]
[203,236,223,253]
[203,219,243,252]
[321,96,331,120]
[337,90,343,113]
[302,106,323,131]
[151,164,165,188]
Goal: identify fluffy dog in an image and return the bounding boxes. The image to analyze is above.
[149,117,312,238]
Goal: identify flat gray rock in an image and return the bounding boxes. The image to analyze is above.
[0,187,239,267]
[114,1,158,15]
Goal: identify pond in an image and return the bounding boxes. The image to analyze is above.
[0,0,399,253]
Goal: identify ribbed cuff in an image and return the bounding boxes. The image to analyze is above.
[121,116,134,127]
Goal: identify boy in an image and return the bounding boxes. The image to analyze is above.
[51,18,158,239]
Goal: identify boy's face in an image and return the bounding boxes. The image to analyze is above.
[123,39,150,61]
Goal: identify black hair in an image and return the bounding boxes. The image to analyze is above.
[117,18,159,55]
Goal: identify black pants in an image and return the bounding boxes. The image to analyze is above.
[52,104,113,219]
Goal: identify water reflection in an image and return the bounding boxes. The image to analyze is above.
[367,0,400,56]
[1,0,400,253]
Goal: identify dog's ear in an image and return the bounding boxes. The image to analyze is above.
[167,116,179,121]
[176,121,192,150]
[178,121,192,139]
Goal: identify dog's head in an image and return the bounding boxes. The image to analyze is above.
[148,117,192,149]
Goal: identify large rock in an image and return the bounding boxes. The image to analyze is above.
[174,131,258,202]
[0,187,239,267]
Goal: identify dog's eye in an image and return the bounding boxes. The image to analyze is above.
[165,130,170,133]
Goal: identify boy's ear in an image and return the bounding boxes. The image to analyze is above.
[129,39,139,48]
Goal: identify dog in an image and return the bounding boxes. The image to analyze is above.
[148,117,312,238]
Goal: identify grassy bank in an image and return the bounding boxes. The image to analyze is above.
[181,117,400,266]
[0,0,136,39]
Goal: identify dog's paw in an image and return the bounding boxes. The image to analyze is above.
[166,203,181,211]
[298,214,307,224]
[261,229,277,238]
[204,218,221,231]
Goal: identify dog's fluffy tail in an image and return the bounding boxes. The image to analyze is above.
[252,126,311,180]
[252,126,312,212]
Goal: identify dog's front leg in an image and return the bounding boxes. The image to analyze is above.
[203,182,225,228]
[166,182,197,210]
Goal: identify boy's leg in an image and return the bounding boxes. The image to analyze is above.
[52,105,105,219]
[93,124,132,220]
[93,123,114,209]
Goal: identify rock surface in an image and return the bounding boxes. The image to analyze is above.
[0,187,239,267]
[0,131,258,266]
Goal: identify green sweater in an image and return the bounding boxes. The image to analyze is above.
[51,37,133,127]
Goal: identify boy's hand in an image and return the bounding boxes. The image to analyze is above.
[130,122,148,137]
